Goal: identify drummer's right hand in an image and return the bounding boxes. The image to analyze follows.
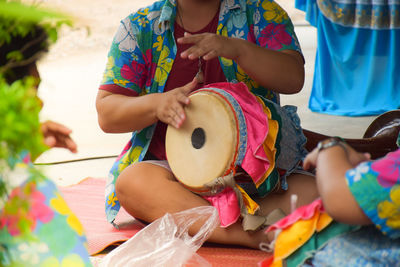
[156,77,198,128]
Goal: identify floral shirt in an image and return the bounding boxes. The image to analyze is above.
[0,159,92,266]
[346,146,400,239]
[100,0,302,224]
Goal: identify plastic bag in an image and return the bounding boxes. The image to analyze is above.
[99,206,219,267]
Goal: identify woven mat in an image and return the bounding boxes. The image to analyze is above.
[61,177,269,266]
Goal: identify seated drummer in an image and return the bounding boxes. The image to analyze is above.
[96,0,317,248]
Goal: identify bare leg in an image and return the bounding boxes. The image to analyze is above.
[115,163,318,249]
[256,173,319,216]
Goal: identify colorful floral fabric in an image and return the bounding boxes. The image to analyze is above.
[346,148,400,239]
[101,0,302,224]
[0,162,92,267]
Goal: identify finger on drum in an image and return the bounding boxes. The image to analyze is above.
[176,107,185,122]
[178,94,190,105]
[181,80,197,97]
[171,110,184,128]
[168,115,178,129]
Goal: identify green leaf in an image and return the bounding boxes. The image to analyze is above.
[0,2,71,25]
[5,50,23,61]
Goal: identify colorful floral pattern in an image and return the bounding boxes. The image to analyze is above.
[377,186,400,230]
[258,24,292,50]
[101,0,302,225]
[1,181,54,237]
[262,0,289,24]
[346,148,400,239]
[371,151,400,187]
[0,163,92,266]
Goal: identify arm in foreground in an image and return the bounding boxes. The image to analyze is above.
[303,143,372,225]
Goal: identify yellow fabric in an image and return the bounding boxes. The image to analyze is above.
[274,212,320,261]
[236,184,259,215]
[316,212,333,232]
[270,259,283,267]
[269,211,333,266]
[254,97,279,188]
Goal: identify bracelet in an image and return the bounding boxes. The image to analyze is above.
[317,136,348,154]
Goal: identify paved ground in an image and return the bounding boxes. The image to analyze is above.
[35,0,376,185]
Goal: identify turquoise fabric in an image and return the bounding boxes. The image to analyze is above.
[101,0,303,224]
[317,0,400,29]
[296,0,400,116]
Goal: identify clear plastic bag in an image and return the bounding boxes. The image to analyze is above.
[99,206,219,267]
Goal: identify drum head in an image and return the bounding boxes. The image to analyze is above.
[166,90,237,191]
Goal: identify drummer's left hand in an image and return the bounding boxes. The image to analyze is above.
[178,32,241,61]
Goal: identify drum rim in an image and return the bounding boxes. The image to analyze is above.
[196,87,247,167]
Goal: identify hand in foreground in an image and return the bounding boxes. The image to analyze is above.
[178,32,241,61]
[303,142,370,171]
[156,77,198,128]
[41,120,78,153]
[345,144,371,166]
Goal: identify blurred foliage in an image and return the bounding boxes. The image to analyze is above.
[0,0,72,74]
[0,0,72,198]
[0,77,46,162]
[0,75,46,202]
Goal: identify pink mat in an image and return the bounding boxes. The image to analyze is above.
[61,177,269,265]
[60,177,144,255]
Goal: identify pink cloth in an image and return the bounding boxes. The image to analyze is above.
[371,149,400,187]
[203,187,241,227]
[204,82,270,183]
[266,198,325,233]
[200,82,270,227]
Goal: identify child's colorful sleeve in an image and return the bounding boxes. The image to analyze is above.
[252,0,302,54]
[345,148,400,239]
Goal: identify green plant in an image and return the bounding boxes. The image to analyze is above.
[0,77,45,162]
[0,0,72,74]
[0,0,72,199]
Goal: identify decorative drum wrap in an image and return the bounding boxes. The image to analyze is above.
[165,87,247,195]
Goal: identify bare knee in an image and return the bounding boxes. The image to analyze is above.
[115,163,177,221]
[115,164,148,210]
